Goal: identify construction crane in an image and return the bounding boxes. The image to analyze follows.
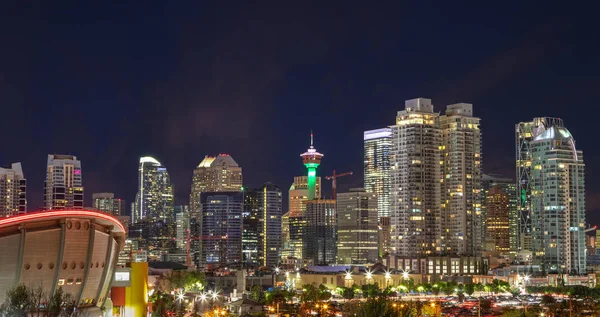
[325,169,353,200]
[585,226,597,233]
[173,229,228,269]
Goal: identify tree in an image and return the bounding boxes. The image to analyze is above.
[341,287,354,300]
[464,283,475,296]
[0,284,32,317]
[249,285,266,304]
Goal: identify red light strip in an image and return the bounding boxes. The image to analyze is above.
[0,210,125,232]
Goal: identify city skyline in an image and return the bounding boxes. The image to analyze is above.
[1,3,599,226]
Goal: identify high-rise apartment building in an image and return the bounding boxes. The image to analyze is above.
[92,192,125,216]
[44,154,83,210]
[199,192,243,269]
[439,103,482,256]
[0,163,26,216]
[287,176,321,259]
[482,174,518,253]
[530,123,585,274]
[389,98,483,257]
[516,117,564,252]
[190,154,243,218]
[242,188,259,266]
[174,205,190,251]
[303,199,336,265]
[258,182,282,268]
[364,128,392,256]
[336,189,378,264]
[132,156,174,224]
[389,98,441,257]
[486,185,510,252]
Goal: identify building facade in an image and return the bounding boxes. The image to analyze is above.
[303,199,336,265]
[389,98,483,257]
[482,174,518,253]
[174,205,190,251]
[0,163,26,216]
[92,193,125,216]
[439,103,482,256]
[190,154,242,218]
[336,189,378,264]
[44,154,83,210]
[257,182,282,268]
[132,156,174,224]
[0,210,126,310]
[199,192,243,269]
[530,124,586,274]
[516,117,563,252]
[486,185,510,252]
[389,98,441,257]
[242,188,259,267]
[364,128,392,256]
[287,176,321,260]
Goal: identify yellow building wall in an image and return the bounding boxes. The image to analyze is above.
[124,262,148,317]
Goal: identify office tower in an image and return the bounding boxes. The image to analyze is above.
[364,128,392,256]
[516,117,563,252]
[485,185,510,252]
[132,156,174,223]
[300,133,323,201]
[44,154,83,210]
[92,192,126,216]
[289,176,321,217]
[281,212,291,258]
[0,163,26,216]
[242,188,259,266]
[440,103,482,256]
[174,205,190,251]
[336,189,378,264]
[190,154,243,219]
[530,123,585,274]
[287,176,321,259]
[257,182,282,268]
[482,174,518,253]
[303,199,336,265]
[199,192,243,269]
[389,98,441,257]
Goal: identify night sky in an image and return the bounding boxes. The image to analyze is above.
[1,2,599,223]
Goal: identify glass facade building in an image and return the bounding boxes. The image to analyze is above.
[530,124,585,274]
[336,188,378,264]
[303,199,337,265]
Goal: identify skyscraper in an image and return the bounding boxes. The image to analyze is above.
[389,98,441,257]
[242,187,259,266]
[0,163,26,216]
[287,176,321,259]
[300,133,323,201]
[336,188,378,264]
[482,174,518,254]
[92,192,126,216]
[44,154,83,210]
[529,123,585,274]
[258,182,282,268]
[364,128,392,256]
[174,205,190,251]
[288,176,321,217]
[132,156,174,223]
[303,199,337,265]
[516,117,563,252]
[190,154,243,218]
[199,192,243,269]
[389,98,483,257]
[439,103,482,256]
[486,185,510,253]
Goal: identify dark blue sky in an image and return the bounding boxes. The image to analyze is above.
[1,2,599,223]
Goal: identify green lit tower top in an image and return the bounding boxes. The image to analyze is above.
[300,132,323,201]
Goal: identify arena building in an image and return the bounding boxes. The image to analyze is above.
[0,210,125,310]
